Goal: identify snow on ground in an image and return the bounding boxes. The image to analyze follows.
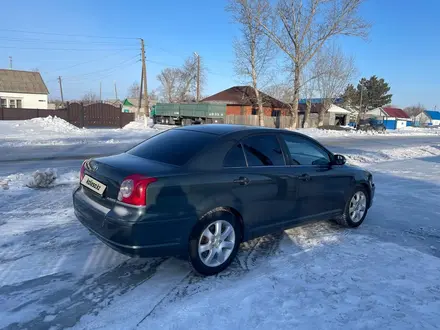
[1,116,440,149]
[344,144,440,165]
[298,126,440,138]
[0,116,162,147]
[2,121,440,329]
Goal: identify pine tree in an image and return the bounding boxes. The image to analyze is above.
[342,76,392,110]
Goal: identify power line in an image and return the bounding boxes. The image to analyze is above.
[60,59,140,83]
[48,50,130,74]
[0,28,138,40]
[0,36,137,46]
[64,57,140,81]
[0,46,137,51]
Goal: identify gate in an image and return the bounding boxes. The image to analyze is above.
[68,102,84,127]
[84,103,121,127]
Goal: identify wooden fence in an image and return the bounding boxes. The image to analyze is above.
[226,115,292,128]
[0,102,134,128]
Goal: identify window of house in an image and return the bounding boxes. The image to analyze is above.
[0,98,6,108]
[271,110,280,117]
[9,99,16,108]
[241,134,285,166]
[16,99,22,108]
[251,108,258,115]
[281,134,330,166]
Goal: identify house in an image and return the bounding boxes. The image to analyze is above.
[122,98,156,113]
[0,69,49,109]
[365,107,411,129]
[415,110,440,127]
[202,86,290,117]
[297,102,351,127]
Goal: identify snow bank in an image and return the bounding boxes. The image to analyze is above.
[298,126,440,138]
[345,145,440,165]
[1,169,78,191]
[28,116,80,132]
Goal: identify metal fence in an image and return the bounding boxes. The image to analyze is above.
[0,102,134,128]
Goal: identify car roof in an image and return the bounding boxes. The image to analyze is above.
[175,124,282,136]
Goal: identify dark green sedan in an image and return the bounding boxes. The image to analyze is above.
[73,124,375,276]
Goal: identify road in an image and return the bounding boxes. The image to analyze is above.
[2,134,440,175]
[1,134,440,329]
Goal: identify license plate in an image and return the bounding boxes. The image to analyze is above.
[81,175,106,195]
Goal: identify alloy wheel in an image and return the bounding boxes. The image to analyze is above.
[198,220,236,267]
[349,191,367,223]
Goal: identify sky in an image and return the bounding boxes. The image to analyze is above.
[1,0,439,109]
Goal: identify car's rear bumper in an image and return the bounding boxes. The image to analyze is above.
[73,187,194,258]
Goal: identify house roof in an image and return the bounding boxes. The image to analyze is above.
[298,103,323,114]
[202,86,289,108]
[299,97,343,104]
[327,104,351,114]
[382,107,410,119]
[425,110,440,120]
[0,69,49,94]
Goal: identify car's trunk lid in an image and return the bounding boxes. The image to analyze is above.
[82,153,176,204]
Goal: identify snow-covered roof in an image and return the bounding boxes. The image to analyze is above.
[327,104,351,114]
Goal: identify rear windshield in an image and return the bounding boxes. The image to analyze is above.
[126,129,217,166]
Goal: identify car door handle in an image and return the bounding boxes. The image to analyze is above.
[298,174,311,182]
[233,176,250,185]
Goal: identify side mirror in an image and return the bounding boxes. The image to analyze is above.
[333,154,346,166]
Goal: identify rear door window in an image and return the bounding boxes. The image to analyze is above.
[281,134,330,165]
[223,143,246,167]
[241,134,285,166]
[127,129,217,166]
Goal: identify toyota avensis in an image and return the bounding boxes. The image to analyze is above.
[73,124,375,276]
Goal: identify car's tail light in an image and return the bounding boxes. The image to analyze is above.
[117,174,157,206]
[80,161,86,182]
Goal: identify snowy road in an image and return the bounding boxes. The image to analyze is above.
[2,121,440,329]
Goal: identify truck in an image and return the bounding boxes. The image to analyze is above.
[152,103,226,126]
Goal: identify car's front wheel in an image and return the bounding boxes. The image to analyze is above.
[188,209,241,276]
[335,186,369,227]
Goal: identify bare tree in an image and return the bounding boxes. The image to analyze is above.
[404,103,425,121]
[156,55,206,103]
[313,44,356,126]
[252,0,369,129]
[157,68,180,102]
[264,83,293,103]
[228,0,274,126]
[81,91,98,105]
[127,82,141,99]
[300,69,316,128]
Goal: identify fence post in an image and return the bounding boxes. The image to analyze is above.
[80,103,85,128]
[37,108,40,118]
[66,102,70,123]
[119,105,123,128]
[0,107,3,120]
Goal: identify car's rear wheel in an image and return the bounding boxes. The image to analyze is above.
[188,209,241,276]
[335,186,369,227]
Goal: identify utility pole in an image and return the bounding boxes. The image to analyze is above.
[140,38,149,117]
[194,52,200,102]
[137,66,144,118]
[99,81,102,101]
[58,76,64,104]
[114,81,118,100]
[358,83,364,123]
[9,56,12,69]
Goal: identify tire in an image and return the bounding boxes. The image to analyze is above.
[335,186,369,228]
[188,209,242,276]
